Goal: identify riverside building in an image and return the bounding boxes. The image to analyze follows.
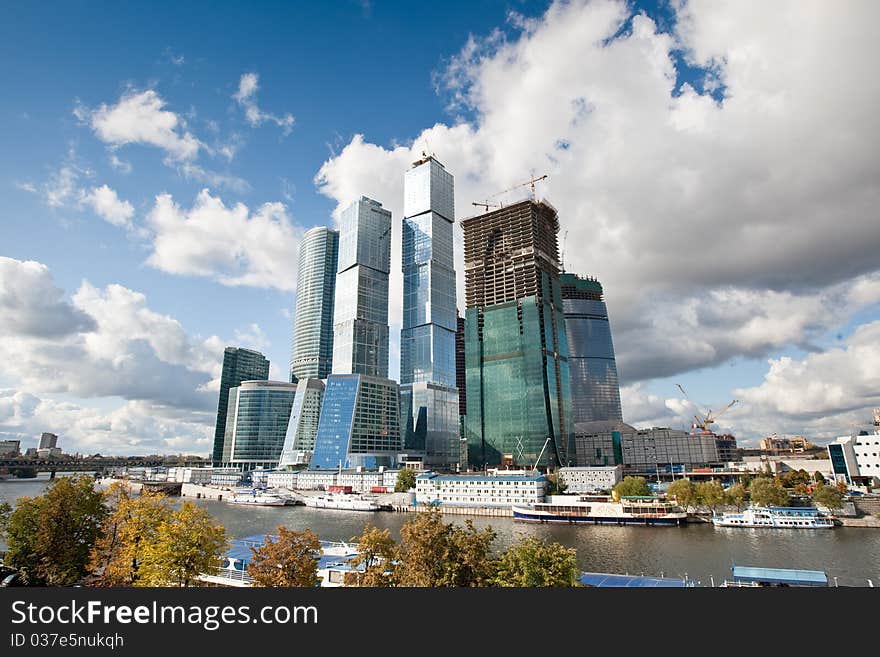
[220,380,297,471]
[212,347,270,465]
[462,198,573,468]
[415,471,548,507]
[278,378,325,467]
[399,155,461,471]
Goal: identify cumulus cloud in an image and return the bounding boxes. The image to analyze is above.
[79,89,201,161]
[145,189,302,291]
[80,184,135,228]
[314,0,880,389]
[233,72,295,135]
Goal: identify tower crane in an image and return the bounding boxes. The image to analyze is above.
[471,174,548,213]
[561,230,569,272]
[675,384,738,434]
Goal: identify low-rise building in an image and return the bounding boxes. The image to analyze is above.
[0,439,21,457]
[558,466,623,493]
[262,468,403,492]
[415,471,547,507]
[827,429,880,487]
[759,435,815,453]
[210,469,244,487]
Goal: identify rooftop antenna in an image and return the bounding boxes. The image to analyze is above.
[561,230,569,272]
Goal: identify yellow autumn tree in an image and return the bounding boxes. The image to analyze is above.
[247,526,322,587]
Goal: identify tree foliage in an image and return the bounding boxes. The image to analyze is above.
[696,480,727,512]
[811,483,844,510]
[813,471,826,485]
[89,485,170,587]
[395,468,417,492]
[491,537,579,587]
[345,526,397,587]
[612,476,651,500]
[3,475,107,586]
[666,479,697,512]
[725,483,748,510]
[248,527,322,587]
[748,477,789,507]
[778,469,811,488]
[136,502,227,587]
[0,500,10,537]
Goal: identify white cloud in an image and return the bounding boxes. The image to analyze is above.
[233,72,295,135]
[108,153,132,173]
[314,0,880,386]
[81,89,201,161]
[145,189,302,291]
[45,165,81,207]
[80,184,135,228]
[15,181,37,193]
[178,162,251,194]
[233,323,270,352]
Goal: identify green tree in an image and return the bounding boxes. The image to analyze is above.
[395,468,417,492]
[813,471,826,485]
[89,485,169,586]
[248,527,321,587]
[748,477,789,507]
[395,510,496,587]
[345,525,398,587]
[725,482,748,510]
[811,483,844,510]
[612,476,651,500]
[137,502,227,587]
[491,537,579,587]
[779,469,811,488]
[0,500,10,537]
[3,475,107,586]
[696,480,726,513]
[545,472,568,495]
[666,479,697,512]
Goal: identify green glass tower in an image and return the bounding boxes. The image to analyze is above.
[462,199,573,468]
[212,347,270,465]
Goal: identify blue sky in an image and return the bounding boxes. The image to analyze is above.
[2,0,879,455]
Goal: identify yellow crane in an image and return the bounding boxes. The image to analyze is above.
[471,174,548,213]
[675,384,738,433]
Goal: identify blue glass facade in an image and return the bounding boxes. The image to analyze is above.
[561,273,623,424]
[223,380,296,470]
[310,375,359,470]
[279,378,325,467]
[212,347,269,466]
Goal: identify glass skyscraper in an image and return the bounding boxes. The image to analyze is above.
[561,273,623,424]
[212,347,269,465]
[399,155,460,470]
[309,374,402,470]
[278,378,325,467]
[332,196,391,378]
[221,380,297,470]
[462,199,573,469]
[289,227,339,383]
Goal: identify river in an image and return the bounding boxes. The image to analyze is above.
[2,474,879,586]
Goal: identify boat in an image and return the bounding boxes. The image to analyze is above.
[712,505,835,529]
[303,492,380,511]
[512,495,687,526]
[228,491,289,507]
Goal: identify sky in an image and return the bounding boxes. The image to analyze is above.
[1,0,879,456]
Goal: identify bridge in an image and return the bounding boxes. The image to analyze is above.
[0,458,210,473]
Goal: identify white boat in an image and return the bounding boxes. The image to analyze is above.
[712,505,835,529]
[303,492,380,511]
[512,495,687,526]
[228,491,289,507]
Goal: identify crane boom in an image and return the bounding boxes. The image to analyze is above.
[488,174,548,201]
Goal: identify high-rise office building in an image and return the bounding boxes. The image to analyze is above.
[455,314,466,417]
[332,196,391,378]
[221,380,297,470]
[212,347,270,465]
[399,155,460,470]
[462,198,573,468]
[39,432,58,449]
[560,273,623,424]
[278,378,325,467]
[309,374,402,470]
[289,227,339,383]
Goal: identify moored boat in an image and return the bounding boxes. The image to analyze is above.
[303,492,380,511]
[512,495,687,526]
[228,491,289,506]
[712,505,835,529]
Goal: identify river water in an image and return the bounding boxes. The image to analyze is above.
[3,474,879,586]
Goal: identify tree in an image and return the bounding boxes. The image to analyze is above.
[3,475,107,586]
[345,525,398,587]
[137,502,227,587]
[666,479,697,513]
[835,480,848,494]
[612,476,651,500]
[748,477,789,507]
[725,483,748,510]
[811,483,844,510]
[395,468,417,492]
[696,480,726,513]
[89,485,170,586]
[0,500,10,537]
[248,527,321,587]
[545,472,568,495]
[491,537,579,587]
[813,471,826,485]
[395,510,496,587]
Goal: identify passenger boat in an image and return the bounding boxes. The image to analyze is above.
[303,492,380,512]
[712,505,834,529]
[228,491,289,506]
[512,495,687,526]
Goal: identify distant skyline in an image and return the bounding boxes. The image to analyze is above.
[1,0,879,455]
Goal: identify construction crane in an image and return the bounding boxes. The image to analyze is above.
[675,384,738,434]
[471,201,501,212]
[489,174,548,202]
[560,230,569,272]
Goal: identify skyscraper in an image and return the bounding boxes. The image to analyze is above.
[289,226,339,383]
[220,380,297,470]
[278,378,325,467]
[212,347,270,465]
[462,199,573,469]
[332,196,391,378]
[39,432,58,449]
[399,155,460,470]
[560,273,623,424]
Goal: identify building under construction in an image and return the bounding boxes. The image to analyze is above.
[461,199,573,468]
